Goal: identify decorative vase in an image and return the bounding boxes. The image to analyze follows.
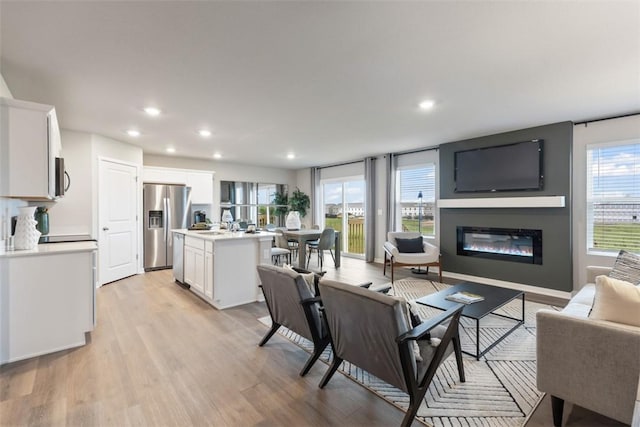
[35,207,49,235]
[285,211,301,230]
[14,206,41,250]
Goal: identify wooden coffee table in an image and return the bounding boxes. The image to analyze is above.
[415,282,525,360]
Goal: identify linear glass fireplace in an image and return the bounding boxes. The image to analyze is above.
[457,226,542,265]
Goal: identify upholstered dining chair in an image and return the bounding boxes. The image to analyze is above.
[384,231,442,283]
[271,229,291,265]
[318,278,465,427]
[256,265,329,376]
[307,228,336,269]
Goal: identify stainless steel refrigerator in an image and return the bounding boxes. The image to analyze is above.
[143,184,192,271]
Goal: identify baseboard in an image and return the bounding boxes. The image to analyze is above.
[443,271,572,300]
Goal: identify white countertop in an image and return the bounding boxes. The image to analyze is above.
[173,229,275,241]
[0,241,98,258]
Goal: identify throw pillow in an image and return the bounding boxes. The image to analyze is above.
[590,275,640,327]
[282,264,316,294]
[610,250,640,285]
[395,237,424,253]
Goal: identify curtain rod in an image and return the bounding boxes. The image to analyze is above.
[392,146,439,157]
[316,158,364,170]
[574,111,640,126]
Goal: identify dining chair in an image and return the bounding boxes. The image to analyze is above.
[306,228,335,269]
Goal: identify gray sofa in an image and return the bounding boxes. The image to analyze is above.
[536,266,640,426]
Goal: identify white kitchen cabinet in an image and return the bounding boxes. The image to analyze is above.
[184,236,205,294]
[187,171,214,204]
[0,97,62,200]
[143,166,187,185]
[143,167,214,204]
[0,242,97,365]
[204,241,214,299]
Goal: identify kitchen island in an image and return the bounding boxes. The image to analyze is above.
[172,229,274,309]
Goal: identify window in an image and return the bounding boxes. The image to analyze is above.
[397,164,436,236]
[587,141,640,253]
[322,178,366,256]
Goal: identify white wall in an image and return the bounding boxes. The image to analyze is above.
[572,115,640,289]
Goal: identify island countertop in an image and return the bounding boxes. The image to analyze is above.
[172,229,275,241]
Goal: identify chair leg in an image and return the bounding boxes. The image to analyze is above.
[383,252,388,276]
[401,384,431,427]
[391,259,395,283]
[551,395,564,427]
[300,339,329,377]
[319,356,343,388]
[259,322,280,346]
[452,335,465,382]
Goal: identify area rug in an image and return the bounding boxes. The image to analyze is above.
[258,279,560,427]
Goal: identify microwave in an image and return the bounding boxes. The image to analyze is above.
[55,157,66,197]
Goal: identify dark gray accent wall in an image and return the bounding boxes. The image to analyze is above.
[439,122,573,292]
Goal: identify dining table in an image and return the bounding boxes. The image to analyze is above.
[283,229,341,269]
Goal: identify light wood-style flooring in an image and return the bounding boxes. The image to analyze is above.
[0,257,625,426]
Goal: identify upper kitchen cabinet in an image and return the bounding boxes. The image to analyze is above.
[143,166,214,204]
[0,98,63,200]
[186,171,214,204]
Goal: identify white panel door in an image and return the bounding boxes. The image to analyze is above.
[99,159,138,285]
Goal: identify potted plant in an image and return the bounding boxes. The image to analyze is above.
[272,190,289,225]
[289,187,310,218]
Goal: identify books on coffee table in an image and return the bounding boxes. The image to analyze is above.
[445,291,484,304]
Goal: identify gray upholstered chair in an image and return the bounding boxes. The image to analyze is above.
[384,231,442,283]
[256,265,328,376]
[318,278,465,427]
[306,228,335,269]
[271,229,291,265]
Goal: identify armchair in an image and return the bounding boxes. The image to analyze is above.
[256,265,329,376]
[317,278,465,427]
[384,232,442,283]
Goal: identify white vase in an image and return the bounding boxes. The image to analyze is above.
[285,211,301,230]
[14,206,41,250]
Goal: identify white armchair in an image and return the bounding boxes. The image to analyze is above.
[383,232,442,283]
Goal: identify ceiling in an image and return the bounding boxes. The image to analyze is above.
[1,1,639,169]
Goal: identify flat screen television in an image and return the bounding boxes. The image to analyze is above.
[454,139,544,192]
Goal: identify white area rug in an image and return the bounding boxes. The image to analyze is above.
[258,279,558,427]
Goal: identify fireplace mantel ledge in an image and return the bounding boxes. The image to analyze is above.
[437,196,565,208]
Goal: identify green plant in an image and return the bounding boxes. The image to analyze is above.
[272,191,289,216]
[289,187,310,218]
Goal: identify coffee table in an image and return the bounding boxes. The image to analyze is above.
[415,282,524,360]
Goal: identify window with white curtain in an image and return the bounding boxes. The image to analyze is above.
[397,164,436,236]
[586,141,640,253]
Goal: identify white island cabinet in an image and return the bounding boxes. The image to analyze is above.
[0,241,97,365]
[175,230,273,309]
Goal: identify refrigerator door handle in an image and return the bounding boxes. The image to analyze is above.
[164,197,169,242]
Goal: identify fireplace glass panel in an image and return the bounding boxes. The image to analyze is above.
[457,226,542,265]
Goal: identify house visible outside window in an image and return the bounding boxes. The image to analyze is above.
[397,164,436,236]
[586,141,640,253]
[257,183,277,227]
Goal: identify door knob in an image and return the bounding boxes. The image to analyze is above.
[103,227,109,231]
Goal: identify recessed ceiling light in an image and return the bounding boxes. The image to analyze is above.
[166,147,176,154]
[418,100,435,110]
[213,153,222,159]
[144,107,161,116]
[287,153,295,160]
[198,129,212,138]
[127,129,140,137]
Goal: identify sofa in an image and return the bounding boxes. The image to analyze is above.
[536,265,640,426]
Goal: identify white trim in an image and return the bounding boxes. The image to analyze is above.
[437,196,565,209]
[442,271,572,300]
